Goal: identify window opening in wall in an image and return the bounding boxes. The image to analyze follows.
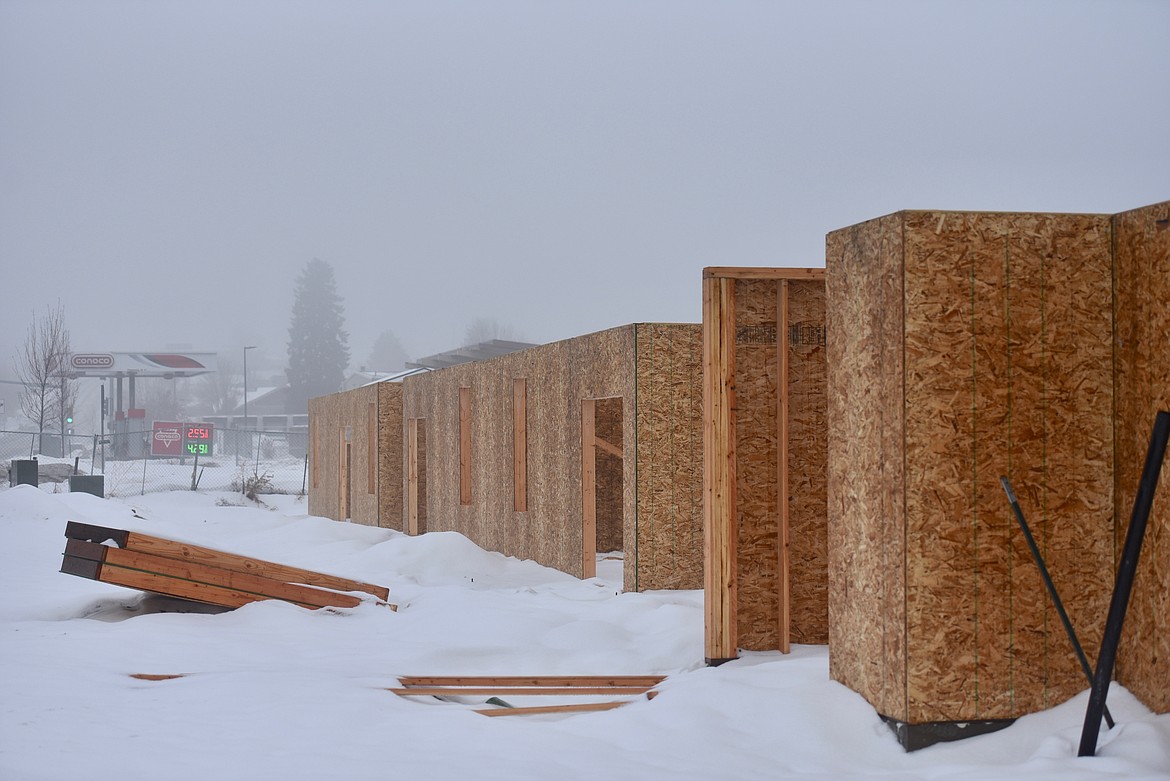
[367,402,376,494]
[339,426,352,520]
[408,418,428,535]
[513,378,528,512]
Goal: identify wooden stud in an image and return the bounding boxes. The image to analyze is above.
[704,267,825,281]
[703,273,738,663]
[396,675,665,687]
[338,428,350,521]
[390,686,653,696]
[581,398,598,579]
[593,436,623,459]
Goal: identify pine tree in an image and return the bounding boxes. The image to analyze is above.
[285,259,350,412]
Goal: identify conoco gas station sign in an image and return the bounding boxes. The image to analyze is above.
[69,352,217,378]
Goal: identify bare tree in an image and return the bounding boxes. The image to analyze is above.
[193,354,242,415]
[463,316,522,346]
[14,303,75,455]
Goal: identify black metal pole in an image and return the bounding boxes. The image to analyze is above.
[1078,410,1170,757]
[999,476,1113,729]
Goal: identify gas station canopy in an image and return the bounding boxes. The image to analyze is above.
[68,352,218,379]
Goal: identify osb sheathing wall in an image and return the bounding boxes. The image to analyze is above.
[308,384,382,526]
[633,323,704,592]
[400,324,703,590]
[1114,200,1170,713]
[703,268,829,661]
[826,211,1116,724]
[377,381,404,529]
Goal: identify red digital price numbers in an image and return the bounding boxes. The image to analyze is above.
[185,424,214,455]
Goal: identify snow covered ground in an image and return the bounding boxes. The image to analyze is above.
[1,484,1167,781]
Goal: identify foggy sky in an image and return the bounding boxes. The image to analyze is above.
[2,0,1168,378]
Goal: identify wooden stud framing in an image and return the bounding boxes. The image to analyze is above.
[581,398,598,579]
[513,378,528,512]
[459,387,472,505]
[703,273,738,663]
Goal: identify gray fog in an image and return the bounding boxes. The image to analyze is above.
[2,0,1168,376]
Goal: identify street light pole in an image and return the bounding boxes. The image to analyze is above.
[243,345,257,428]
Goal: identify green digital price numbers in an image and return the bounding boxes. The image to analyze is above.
[185,424,214,456]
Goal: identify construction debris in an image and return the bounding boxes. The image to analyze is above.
[390,675,665,716]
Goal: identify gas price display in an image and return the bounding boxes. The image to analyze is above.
[185,424,214,455]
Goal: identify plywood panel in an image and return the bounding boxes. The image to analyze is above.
[786,278,828,645]
[734,278,781,651]
[827,214,907,721]
[377,382,404,530]
[829,209,1116,725]
[307,385,380,525]
[400,326,636,579]
[634,323,704,593]
[1114,200,1170,714]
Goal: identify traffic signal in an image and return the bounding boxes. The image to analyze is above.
[66,415,73,424]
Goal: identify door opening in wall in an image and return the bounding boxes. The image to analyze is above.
[582,397,624,579]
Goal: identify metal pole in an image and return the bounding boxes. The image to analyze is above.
[242,346,256,491]
[999,477,1114,729]
[1078,410,1169,757]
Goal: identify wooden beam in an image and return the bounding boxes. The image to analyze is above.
[390,686,653,696]
[114,530,390,600]
[129,673,188,681]
[703,266,825,281]
[396,675,665,687]
[475,700,634,717]
[581,399,597,579]
[63,522,390,600]
[593,436,623,459]
[777,279,791,654]
[703,273,738,664]
[63,538,366,609]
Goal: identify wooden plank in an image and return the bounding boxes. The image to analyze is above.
[129,673,187,681]
[581,398,597,579]
[702,273,738,663]
[459,386,472,505]
[513,378,527,512]
[121,531,389,600]
[390,686,653,696]
[476,700,634,717]
[64,521,129,546]
[593,436,623,459]
[777,279,791,654]
[704,267,825,281]
[99,543,364,609]
[96,565,290,609]
[397,675,665,687]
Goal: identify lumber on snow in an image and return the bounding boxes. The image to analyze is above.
[59,521,393,611]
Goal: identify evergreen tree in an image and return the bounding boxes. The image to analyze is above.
[365,329,409,371]
[285,259,350,411]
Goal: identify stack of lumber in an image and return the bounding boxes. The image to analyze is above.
[59,521,392,611]
[390,675,665,716]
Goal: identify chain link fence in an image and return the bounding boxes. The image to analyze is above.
[1,428,309,497]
